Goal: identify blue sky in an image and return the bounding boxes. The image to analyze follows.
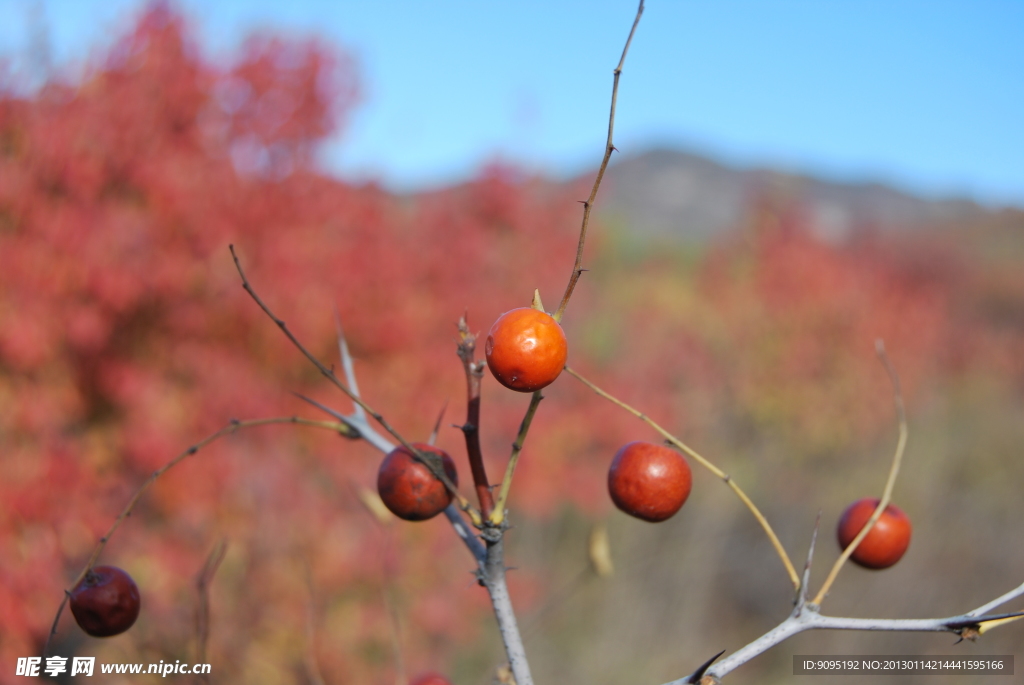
[3,1,1022,205]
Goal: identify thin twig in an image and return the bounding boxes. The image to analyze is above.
[230,245,481,526]
[195,540,228,685]
[303,564,328,685]
[812,340,908,606]
[44,416,356,657]
[427,399,449,446]
[967,580,1024,618]
[553,0,645,322]
[457,314,495,516]
[382,586,406,685]
[565,365,800,589]
[490,391,544,526]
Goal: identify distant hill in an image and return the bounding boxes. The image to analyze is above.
[577,148,995,242]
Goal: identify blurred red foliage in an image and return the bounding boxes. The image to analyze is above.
[0,6,590,682]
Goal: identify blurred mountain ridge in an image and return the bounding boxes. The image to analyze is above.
[572,147,1010,242]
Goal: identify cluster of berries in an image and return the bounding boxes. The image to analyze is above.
[69,306,911,681]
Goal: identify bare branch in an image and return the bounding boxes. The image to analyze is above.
[230,245,481,526]
[443,504,486,564]
[967,580,1024,617]
[554,0,646,322]
[456,314,495,516]
[490,391,544,526]
[671,596,1024,684]
[195,540,228,684]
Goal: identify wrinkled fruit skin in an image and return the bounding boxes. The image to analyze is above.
[608,441,692,522]
[409,673,453,685]
[485,307,568,392]
[69,566,141,637]
[378,443,458,521]
[836,498,912,569]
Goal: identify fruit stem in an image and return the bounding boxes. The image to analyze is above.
[457,315,496,517]
[489,391,544,526]
[812,340,909,606]
[564,365,801,590]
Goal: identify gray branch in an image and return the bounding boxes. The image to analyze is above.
[666,580,1024,684]
[301,335,532,684]
[479,527,534,685]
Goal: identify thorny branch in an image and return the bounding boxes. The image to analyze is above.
[298,323,533,685]
[230,245,481,526]
[671,592,1024,684]
[554,0,645,323]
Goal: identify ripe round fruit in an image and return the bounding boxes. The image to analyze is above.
[836,498,912,569]
[377,443,458,521]
[69,566,141,637]
[485,307,568,392]
[608,441,692,522]
[409,673,453,685]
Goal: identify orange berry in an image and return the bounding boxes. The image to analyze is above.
[485,307,567,392]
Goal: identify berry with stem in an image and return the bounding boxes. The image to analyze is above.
[485,308,568,392]
[836,498,912,569]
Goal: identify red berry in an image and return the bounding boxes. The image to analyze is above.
[409,673,453,685]
[608,442,692,522]
[836,498,912,569]
[69,565,141,637]
[485,307,568,392]
[377,443,458,521]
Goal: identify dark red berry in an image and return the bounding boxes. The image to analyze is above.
[377,443,458,521]
[69,565,141,637]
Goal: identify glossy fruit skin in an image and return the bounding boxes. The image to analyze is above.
[485,307,568,392]
[608,441,692,522]
[836,498,912,569]
[377,443,458,521]
[409,673,453,685]
[69,566,141,637]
